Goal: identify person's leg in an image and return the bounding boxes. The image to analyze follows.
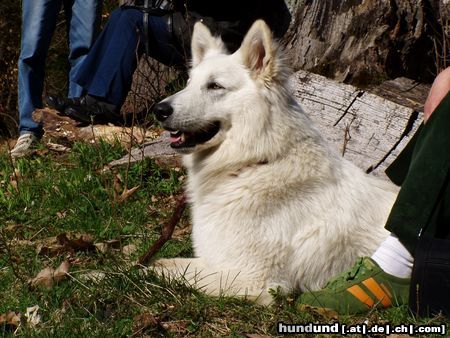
[371,233,413,278]
[65,8,185,124]
[384,92,450,254]
[297,92,450,315]
[73,7,145,107]
[64,0,102,98]
[18,0,62,138]
[373,74,450,282]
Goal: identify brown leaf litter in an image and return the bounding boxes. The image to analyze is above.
[0,311,22,331]
[0,306,42,332]
[32,108,156,148]
[113,173,140,203]
[28,261,71,289]
[36,233,95,256]
[132,312,190,336]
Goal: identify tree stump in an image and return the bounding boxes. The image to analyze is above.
[283,0,447,85]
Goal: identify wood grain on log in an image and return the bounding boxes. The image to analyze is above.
[103,132,181,172]
[289,70,425,177]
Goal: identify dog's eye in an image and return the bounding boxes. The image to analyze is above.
[207,82,224,90]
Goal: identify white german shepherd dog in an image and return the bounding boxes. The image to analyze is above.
[152,20,398,304]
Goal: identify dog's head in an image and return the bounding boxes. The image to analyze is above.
[154,20,287,155]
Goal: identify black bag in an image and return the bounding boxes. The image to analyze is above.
[409,233,450,317]
[121,0,179,56]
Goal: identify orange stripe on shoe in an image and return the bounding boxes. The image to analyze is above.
[380,283,393,299]
[363,278,392,307]
[346,285,375,308]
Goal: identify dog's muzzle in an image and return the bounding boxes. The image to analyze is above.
[154,102,173,122]
[153,101,221,151]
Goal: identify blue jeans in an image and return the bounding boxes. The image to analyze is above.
[73,7,184,107]
[18,0,102,137]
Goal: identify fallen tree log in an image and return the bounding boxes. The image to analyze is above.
[289,70,428,177]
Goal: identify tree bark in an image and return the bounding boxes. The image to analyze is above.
[283,0,447,85]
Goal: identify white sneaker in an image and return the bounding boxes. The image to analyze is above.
[10,133,39,158]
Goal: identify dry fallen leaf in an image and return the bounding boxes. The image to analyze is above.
[94,239,121,254]
[36,243,66,256]
[118,185,140,203]
[94,242,109,254]
[36,233,95,256]
[132,312,160,336]
[9,169,20,191]
[172,224,192,240]
[28,261,71,289]
[3,223,25,240]
[122,244,137,257]
[57,233,95,252]
[161,320,190,334]
[114,173,123,192]
[46,142,71,153]
[4,223,23,233]
[112,173,140,203]
[56,210,67,219]
[0,311,22,330]
[298,304,339,320]
[29,267,54,288]
[25,305,41,327]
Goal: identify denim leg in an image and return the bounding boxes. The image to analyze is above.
[73,8,183,107]
[18,0,63,136]
[73,8,145,106]
[64,0,102,98]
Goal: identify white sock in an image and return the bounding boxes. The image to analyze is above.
[371,234,413,278]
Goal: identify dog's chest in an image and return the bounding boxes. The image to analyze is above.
[188,186,283,265]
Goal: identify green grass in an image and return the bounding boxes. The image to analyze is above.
[0,139,448,337]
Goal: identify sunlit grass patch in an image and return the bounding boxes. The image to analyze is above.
[0,140,448,337]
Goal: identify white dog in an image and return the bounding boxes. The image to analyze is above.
[152,20,398,304]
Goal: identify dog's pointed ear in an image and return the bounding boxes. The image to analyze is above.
[191,21,225,67]
[240,20,274,78]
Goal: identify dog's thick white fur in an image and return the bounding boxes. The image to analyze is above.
[153,20,398,304]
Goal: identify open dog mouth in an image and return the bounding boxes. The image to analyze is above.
[168,121,221,149]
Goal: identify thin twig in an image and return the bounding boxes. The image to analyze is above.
[137,193,187,266]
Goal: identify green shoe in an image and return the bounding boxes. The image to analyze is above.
[298,257,410,315]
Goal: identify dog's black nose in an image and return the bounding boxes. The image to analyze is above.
[153,102,173,122]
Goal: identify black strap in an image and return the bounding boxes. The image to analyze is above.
[121,1,174,55]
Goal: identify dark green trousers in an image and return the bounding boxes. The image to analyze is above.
[385,91,450,256]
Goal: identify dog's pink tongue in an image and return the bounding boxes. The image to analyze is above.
[170,135,182,143]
